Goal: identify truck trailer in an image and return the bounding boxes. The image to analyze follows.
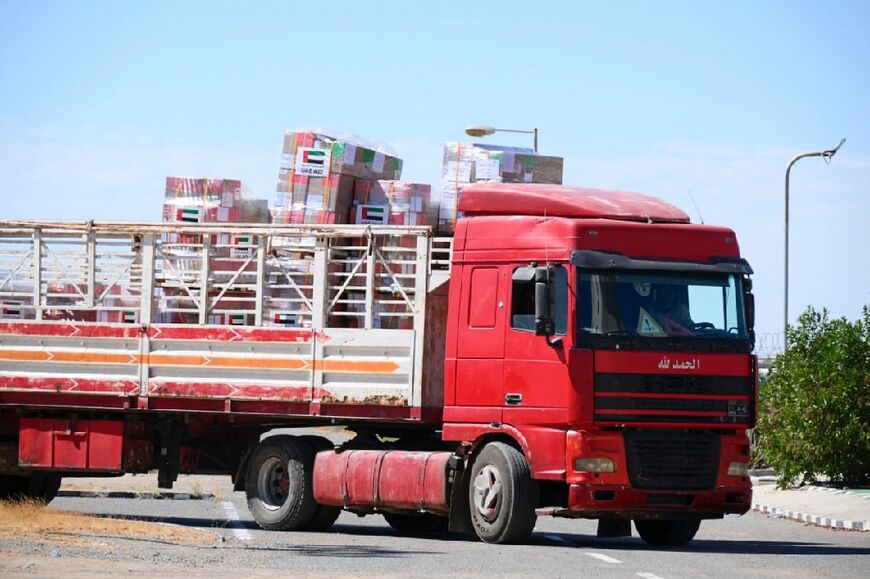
[0,183,757,546]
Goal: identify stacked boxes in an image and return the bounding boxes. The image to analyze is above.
[163,177,269,226]
[439,142,563,232]
[274,130,403,224]
[353,180,431,226]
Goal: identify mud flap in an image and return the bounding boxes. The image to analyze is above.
[447,456,473,534]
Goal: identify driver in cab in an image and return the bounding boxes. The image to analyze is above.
[636,283,694,336]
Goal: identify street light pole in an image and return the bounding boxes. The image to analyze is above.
[783,138,845,347]
[464,125,539,152]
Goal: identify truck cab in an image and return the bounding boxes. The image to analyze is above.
[443,183,755,544]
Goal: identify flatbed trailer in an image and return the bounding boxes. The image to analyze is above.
[0,184,757,545]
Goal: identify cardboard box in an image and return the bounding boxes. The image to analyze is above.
[353,180,432,227]
[279,131,402,181]
[274,130,404,226]
[163,177,268,225]
[439,142,563,232]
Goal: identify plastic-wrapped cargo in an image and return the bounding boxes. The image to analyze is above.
[353,180,432,226]
[439,142,563,232]
[274,130,403,225]
[162,177,268,226]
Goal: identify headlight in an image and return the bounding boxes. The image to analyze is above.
[573,458,616,473]
[728,462,749,476]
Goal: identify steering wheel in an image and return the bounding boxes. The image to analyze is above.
[688,322,716,331]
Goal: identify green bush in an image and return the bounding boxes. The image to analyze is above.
[755,305,870,488]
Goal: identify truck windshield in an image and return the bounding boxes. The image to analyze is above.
[577,270,747,341]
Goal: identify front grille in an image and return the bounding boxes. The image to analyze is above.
[624,430,720,490]
[594,373,752,425]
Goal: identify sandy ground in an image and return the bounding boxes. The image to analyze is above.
[0,498,223,578]
[59,473,235,498]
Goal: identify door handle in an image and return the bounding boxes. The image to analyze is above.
[505,393,523,405]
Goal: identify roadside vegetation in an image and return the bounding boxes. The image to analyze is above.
[754,305,870,489]
[0,499,216,546]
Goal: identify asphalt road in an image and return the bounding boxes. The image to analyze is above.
[5,493,863,578]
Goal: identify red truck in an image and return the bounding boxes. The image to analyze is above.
[0,183,756,546]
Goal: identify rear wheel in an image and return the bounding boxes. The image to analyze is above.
[245,436,317,531]
[0,474,62,503]
[37,474,62,502]
[634,519,701,546]
[383,511,448,536]
[468,442,538,544]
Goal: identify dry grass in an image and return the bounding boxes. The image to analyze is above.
[0,499,217,547]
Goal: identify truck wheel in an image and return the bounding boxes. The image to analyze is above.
[383,511,448,535]
[634,519,701,546]
[0,475,24,500]
[299,435,342,532]
[36,474,62,503]
[245,436,317,531]
[468,442,538,544]
[0,474,61,503]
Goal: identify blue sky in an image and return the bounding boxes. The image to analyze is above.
[1,1,868,348]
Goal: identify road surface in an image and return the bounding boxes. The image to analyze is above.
[2,491,868,578]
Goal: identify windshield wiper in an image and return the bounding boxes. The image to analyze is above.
[604,329,655,349]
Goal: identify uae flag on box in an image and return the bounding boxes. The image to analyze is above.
[177,207,201,223]
[273,312,297,326]
[356,204,388,225]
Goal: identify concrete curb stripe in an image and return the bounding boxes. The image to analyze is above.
[752,503,867,531]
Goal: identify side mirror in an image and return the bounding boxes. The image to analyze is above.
[534,267,555,337]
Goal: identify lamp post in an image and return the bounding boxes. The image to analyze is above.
[465,125,538,152]
[783,138,845,347]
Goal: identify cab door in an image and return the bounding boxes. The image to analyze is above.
[454,265,507,421]
[503,265,570,416]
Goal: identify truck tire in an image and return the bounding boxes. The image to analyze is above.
[299,435,342,532]
[245,436,318,531]
[383,511,448,536]
[0,474,61,503]
[468,442,538,544]
[0,475,23,499]
[634,519,701,546]
[37,474,62,503]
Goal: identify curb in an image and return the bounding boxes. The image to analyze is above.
[752,503,868,532]
[58,490,215,500]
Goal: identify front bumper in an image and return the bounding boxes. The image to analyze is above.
[551,483,752,520]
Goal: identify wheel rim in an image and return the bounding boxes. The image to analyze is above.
[257,456,290,511]
[472,464,502,522]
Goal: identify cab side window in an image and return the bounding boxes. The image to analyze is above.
[511,265,568,334]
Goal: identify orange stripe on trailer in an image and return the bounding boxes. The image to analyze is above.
[0,350,51,362]
[146,353,310,370]
[315,359,400,373]
[0,350,400,374]
[0,350,137,364]
[147,355,398,373]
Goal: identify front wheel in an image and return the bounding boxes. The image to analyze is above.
[634,519,701,546]
[468,442,538,544]
[245,436,318,531]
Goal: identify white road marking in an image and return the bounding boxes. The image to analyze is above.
[584,552,623,564]
[221,501,252,541]
[636,573,666,579]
